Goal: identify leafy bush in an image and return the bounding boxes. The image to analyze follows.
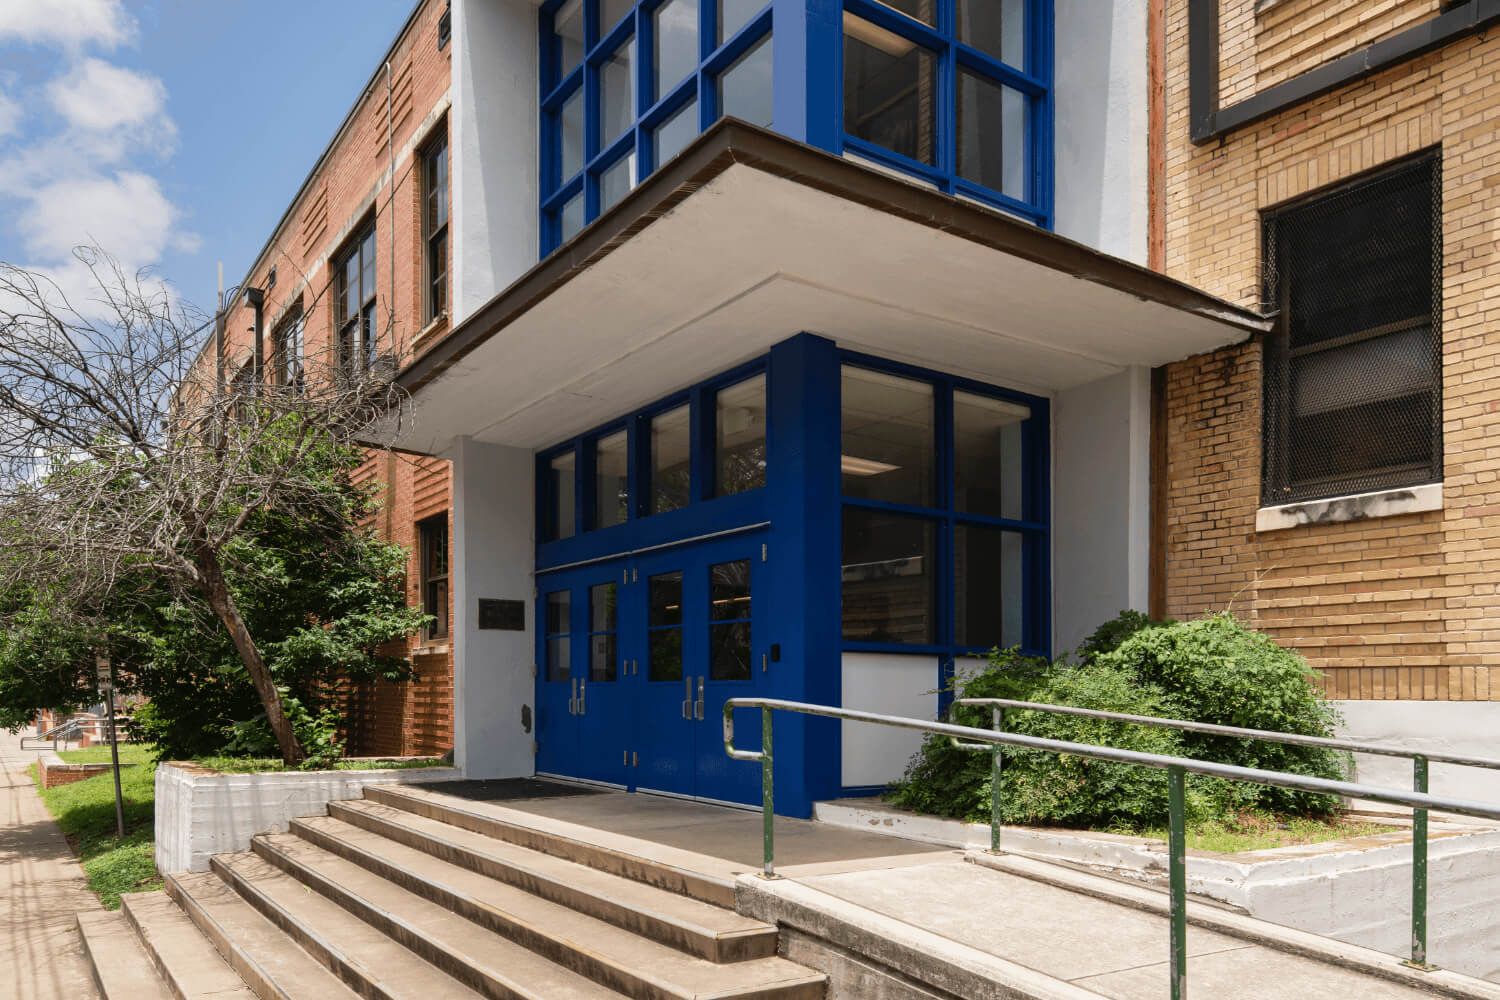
[33,761,160,909]
[887,611,1349,827]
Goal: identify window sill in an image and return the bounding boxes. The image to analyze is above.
[412,312,449,353]
[1255,482,1442,533]
[413,642,451,657]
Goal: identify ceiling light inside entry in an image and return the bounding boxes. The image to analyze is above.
[841,455,901,477]
[843,11,916,58]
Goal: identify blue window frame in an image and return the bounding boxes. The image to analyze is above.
[539,0,775,254]
[838,353,1050,660]
[537,359,770,551]
[840,0,1053,226]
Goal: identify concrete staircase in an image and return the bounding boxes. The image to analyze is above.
[77,786,828,999]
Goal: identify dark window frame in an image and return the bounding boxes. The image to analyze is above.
[418,514,450,641]
[422,126,450,324]
[271,303,305,392]
[1260,151,1443,506]
[333,219,378,374]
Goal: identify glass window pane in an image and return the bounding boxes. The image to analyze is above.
[650,571,683,627]
[649,404,692,514]
[547,636,572,681]
[956,69,1026,201]
[841,509,935,644]
[843,13,937,166]
[601,37,635,146]
[560,88,585,181]
[653,97,698,169]
[954,391,1029,520]
[710,560,751,621]
[717,33,772,128]
[954,525,1024,649]
[549,451,576,540]
[556,0,584,78]
[653,0,698,98]
[716,374,766,496]
[560,191,586,243]
[719,0,764,43]
[649,627,683,681]
[957,0,1025,67]
[589,582,617,682]
[709,621,751,681]
[595,429,629,529]
[601,0,633,35]
[600,152,637,213]
[545,590,571,681]
[840,366,935,506]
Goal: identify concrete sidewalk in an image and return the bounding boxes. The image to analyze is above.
[0,727,101,1000]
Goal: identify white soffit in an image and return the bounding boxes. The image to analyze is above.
[400,163,1260,454]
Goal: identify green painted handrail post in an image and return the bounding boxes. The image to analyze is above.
[989,705,1003,853]
[1406,754,1432,969]
[761,705,776,879]
[1168,765,1188,1000]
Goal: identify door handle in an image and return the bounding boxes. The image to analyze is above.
[682,676,692,720]
[694,675,705,721]
[569,678,577,715]
[579,677,586,715]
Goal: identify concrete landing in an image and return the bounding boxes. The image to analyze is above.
[413,782,1500,1000]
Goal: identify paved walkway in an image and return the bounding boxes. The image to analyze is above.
[0,728,100,1000]
[468,786,1474,1000]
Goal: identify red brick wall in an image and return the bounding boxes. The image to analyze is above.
[216,0,457,751]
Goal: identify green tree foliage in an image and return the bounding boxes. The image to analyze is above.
[888,612,1348,827]
[1,442,430,763]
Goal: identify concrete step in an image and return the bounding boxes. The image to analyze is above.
[254,831,826,1000]
[120,890,258,999]
[364,784,737,908]
[76,910,171,1000]
[166,870,365,1000]
[213,849,622,1000]
[321,798,779,962]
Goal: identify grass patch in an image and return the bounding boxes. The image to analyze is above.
[192,756,448,774]
[1113,810,1397,853]
[57,744,155,765]
[36,762,161,909]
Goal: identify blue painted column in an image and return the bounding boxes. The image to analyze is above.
[771,0,842,152]
[764,333,843,816]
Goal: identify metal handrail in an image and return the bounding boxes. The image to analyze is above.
[20,715,129,750]
[723,698,1500,999]
[950,696,1500,971]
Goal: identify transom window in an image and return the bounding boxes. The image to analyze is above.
[843,0,1047,223]
[839,361,1046,655]
[539,0,773,253]
[1261,153,1442,505]
[540,364,768,542]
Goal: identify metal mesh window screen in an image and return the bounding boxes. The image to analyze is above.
[1261,153,1442,505]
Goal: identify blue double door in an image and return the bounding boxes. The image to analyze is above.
[535,532,768,806]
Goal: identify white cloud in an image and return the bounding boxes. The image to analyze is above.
[0,0,136,50]
[49,59,168,133]
[18,171,178,264]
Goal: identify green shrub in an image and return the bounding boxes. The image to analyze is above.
[887,611,1349,827]
[38,762,160,909]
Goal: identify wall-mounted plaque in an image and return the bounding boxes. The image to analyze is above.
[478,598,525,631]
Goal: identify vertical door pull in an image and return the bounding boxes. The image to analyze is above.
[623,749,628,765]
[761,653,768,673]
[682,677,692,719]
[632,751,638,767]
[579,677,586,715]
[569,678,578,715]
[694,676,705,721]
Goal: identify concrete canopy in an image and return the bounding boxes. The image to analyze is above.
[395,121,1268,455]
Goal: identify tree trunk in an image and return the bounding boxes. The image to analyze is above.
[191,543,304,765]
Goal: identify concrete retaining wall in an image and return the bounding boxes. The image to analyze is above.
[155,761,460,873]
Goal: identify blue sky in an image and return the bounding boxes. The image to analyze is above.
[0,0,418,317]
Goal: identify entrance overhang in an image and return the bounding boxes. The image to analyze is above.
[395,121,1269,454]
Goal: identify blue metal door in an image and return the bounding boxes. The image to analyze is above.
[631,553,697,797]
[574,569,634,787]
[692,535,766,806]
[535,583,579,779]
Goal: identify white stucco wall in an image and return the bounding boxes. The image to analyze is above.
[1051,367,1151,656]
[452,0,540,323]
[1053,0,1149,263]
[1336,700,1500,805]
[840,653,940,788]
[450,436,537,779]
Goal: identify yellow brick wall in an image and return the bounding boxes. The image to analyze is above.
[1162,3,1500,701]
